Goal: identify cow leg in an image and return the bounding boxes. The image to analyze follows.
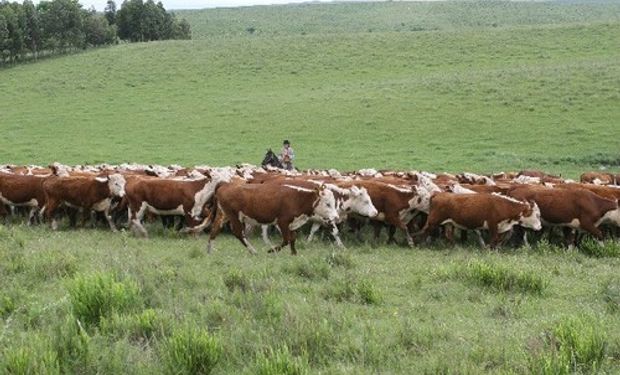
[45,199,61,231]
[386,225,397,245]
[261,225,276,250]
[307,222,320,243]
[444,224,455,245]
[129,202,148,238]
[580,221,605,246]
[329,223,345,248]
[475,230,486,248]
[372,221,383,243]
[231,218,257,255]
[562,227,577,249]
[103,207,117,232]
[276,220,296,255]
[488,225,500,250]
[207,208,228,254]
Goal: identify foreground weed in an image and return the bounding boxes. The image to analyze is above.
[283,257,330,280]
[67,272,142,327]
[2,335,60,375]
[223,269,250,292]
[455,260,547,294]
[256,345,309,375]
[529,315,607,374]
[161,326,221,375]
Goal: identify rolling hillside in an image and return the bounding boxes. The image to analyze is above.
[1,1,619,176]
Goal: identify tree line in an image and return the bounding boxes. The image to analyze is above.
[0,0,191,65]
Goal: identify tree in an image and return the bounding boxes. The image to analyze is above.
[0,3,23,62]
[22,0,40,59]
[0,13,9,63]
[104,0,116,25]
[38,0,85,52]
[116,0,144,42]
[83,13,116,46]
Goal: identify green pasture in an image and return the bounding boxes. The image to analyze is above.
[1,1,619,176]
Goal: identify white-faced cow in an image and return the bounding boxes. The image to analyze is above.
[42,174,126,231]
[417,192,542,248]
[207,181,339,255]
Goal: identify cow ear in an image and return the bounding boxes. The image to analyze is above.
[95,176,108,183]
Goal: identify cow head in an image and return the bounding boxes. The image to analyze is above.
[313,186,339,223]
[410,185,435,214]
[97,173,126,198]
[519,201,542,231]
[344,186,378,218]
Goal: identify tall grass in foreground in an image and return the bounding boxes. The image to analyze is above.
[529,316,607,374]
[160,327,221,375]
[256,346,309,375]
[67,272,142,328]
[453,260,548,295]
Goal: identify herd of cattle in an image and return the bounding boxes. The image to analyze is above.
[1,162,620,254]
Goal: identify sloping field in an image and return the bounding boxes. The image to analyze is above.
[1,1,619,175]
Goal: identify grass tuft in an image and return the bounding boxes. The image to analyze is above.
[223,269,251,293]
[283,258,330,280]
[579,239,620,258]
[67,272,143,327]
[325,251,355,269]
[161,326,221,375]
[528,315,607,374]
[454,260,547,295]
[256,346,309,375]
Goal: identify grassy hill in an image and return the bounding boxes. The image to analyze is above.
[1,1,619,176]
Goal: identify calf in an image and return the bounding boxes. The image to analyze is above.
[208,181,339,255]
[42,174,126,231]
[418,192,541,248]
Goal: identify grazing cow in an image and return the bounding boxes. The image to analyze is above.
[508,185,620,246]
[580,172,616,185]
[208,182,339,255]
[0,173,48,224]
[124,176,216,237]
[42,174,126,231]
[417,193,542,248]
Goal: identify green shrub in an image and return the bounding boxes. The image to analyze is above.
[223,269,250,293]
[161,326,221,375]
[456,260,547,294]
[529,315,607,374]
[256,346,309,375]
[67,272,142,327]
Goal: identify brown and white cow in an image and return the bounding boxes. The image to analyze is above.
[124,176,217,237]
[207,181,339,255]
[253,178,378,247]
[0,173,48,224]
[508,185,620,246]
[417,192,541,248]
[580,172,616,185]
[42,174,126,231]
